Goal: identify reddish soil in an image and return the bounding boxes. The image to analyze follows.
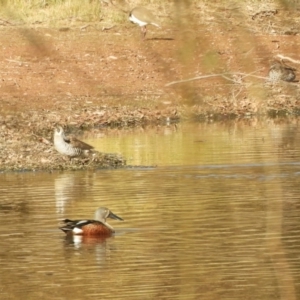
[0,26,179,113]
[1,10,300,118]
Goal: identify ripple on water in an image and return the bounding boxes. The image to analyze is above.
[1,121,300,299]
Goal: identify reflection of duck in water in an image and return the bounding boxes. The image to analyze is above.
[268,61,297,82]
[59,207,123,236]
[63,233,109,254]
[54,173,76,216]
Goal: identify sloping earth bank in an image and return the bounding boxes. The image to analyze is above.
[1,6,300,171]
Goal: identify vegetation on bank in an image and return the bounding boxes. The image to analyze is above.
[1,0,108,25]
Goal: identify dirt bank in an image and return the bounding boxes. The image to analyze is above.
[1,4,300,171]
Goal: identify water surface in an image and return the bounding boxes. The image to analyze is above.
[1,120,300,299]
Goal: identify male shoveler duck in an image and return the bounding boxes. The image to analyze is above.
[59,207,123,236]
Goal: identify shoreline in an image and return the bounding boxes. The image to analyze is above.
[1,102,299,173]
[1,18,300,172]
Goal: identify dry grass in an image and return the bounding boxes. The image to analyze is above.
[0,0,292,33]
[0,0,171,26]
[1,0,107,25]
[0,0,295,25]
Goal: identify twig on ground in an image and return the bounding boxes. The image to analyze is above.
[0,18,14,26]
[5,59,25,65]
[220,75,239,83]
[32,133,51,145]
[165,74,228,86]
[165,71,267,87]
[276,54,300,64]
[80,24,91,31]
[102,25,116,31]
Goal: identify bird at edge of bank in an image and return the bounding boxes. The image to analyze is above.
[53,126,95,159]
[129,6,160,40]
[59,207,124,236]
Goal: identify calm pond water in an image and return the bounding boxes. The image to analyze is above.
[1,120,300,300]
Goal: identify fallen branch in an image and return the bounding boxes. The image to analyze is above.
[5,59,26,65]
[165,71,267,87]
[276,54,300,64]
[165,74,228,86]
[0,18,14,26]
[102,25,116,31]
[80,24,91,31]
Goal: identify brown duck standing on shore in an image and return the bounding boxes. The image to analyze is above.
[129,7,160,39]
[53,126,94,158]
[268,61,297,82]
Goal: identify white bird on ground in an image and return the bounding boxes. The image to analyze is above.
[129,7,160,39]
